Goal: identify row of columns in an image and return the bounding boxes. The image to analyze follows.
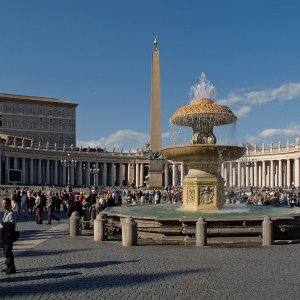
[0,156,149,187]
[222,157,300,188]
[0,155,187,188]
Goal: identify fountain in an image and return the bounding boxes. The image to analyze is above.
[162,73,245,211]
[103,73,300,244]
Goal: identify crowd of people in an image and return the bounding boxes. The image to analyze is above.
[225,187,300,207]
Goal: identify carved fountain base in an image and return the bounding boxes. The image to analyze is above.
[181,169,225,211]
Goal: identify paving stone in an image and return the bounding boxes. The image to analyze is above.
[1,211,300,299]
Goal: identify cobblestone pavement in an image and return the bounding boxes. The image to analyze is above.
[1,211,300,299]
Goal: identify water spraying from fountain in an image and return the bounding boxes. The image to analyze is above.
[162,73,245,211]
[189,72,216,101]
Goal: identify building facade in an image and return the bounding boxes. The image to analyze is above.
[0,93,77,148]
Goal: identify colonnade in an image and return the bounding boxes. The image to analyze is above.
[0,149,185,188]
[5,142,300,190]
[222,157,300,189]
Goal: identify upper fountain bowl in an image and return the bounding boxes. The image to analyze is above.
[171,98,237,127]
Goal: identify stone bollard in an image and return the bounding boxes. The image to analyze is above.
[122,216,137,246]
[70,211,81,237]
[94,214,108,241]
[262,216,273,246]
[196,217,207,246]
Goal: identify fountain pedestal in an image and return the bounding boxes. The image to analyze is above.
[182,169,224,211]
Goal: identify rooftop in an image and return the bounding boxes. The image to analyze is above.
[0,93,78,106]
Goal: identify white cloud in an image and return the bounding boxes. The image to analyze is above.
[78,129,172,152]
[220,82,300,106]
[232,106,252,118]
[218,82,300,118]
[245,124,300,145]
[78,129,149,151]
[259,125,300,138]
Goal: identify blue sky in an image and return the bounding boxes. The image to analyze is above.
[1,0,300,151]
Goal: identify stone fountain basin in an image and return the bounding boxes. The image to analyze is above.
[162,144,246,163]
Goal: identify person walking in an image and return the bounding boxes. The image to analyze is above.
[34,192,43,224]
[0,198,17,275]
[46,192,60,224]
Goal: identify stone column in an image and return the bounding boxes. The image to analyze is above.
[78,161,82,186]
[266,164,270,187]
[274,163,278,187]
[54,160,58,186]
[135,163,139,187]
[250,165,254,186]
[62,164,66,186]
[139,163,144,187]
[232,163,236,187]
[38,159,42,185]
[278,159,282,187]
[241,165,245,187]
[258,163,262,187]
[229,162,233,187]
[71,165,75,186]
[262,161,266,187]
[270,160,274,188]
[86,162,91,186]
[164,163,169,187]
[245,166,249,187]
[253,163,258,188]
[102,163,107,186]
[30,158,34,185]
[22,157,26,184]
[180,163,184,187]
[127,163,131,186]
[223,164,228,187]
[172,163,177,186]
[287,159,291,187]
[294,157,300,187]
[46,159,50,185]
[237,162,241,188]
[110,162,115,186]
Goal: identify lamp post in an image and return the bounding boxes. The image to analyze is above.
[61,153,77,192]
[90,163,100,190]
[240,153,257,189]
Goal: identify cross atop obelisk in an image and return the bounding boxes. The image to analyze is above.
[150,33,162,152]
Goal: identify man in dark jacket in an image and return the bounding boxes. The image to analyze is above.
[0,198,17,275]
[46,192,60,224]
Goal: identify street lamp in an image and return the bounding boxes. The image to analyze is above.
[240,153,257,168]
[61,153,77,192]
[90,163,100,190]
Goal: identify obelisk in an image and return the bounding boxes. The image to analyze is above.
[148,34,164,188]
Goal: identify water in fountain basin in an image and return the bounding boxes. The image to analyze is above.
[106,203,300,219]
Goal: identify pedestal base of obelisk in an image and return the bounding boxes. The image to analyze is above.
[181,169,224,211]
[147,159,164,189]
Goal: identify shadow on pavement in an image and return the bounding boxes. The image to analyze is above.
[0,267,213,296]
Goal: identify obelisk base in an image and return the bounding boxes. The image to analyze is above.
[147,159,164,189]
